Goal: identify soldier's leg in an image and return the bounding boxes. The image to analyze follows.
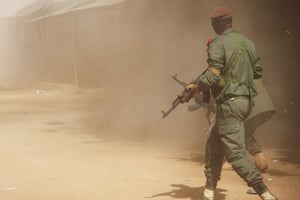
[217,98,273,197]
[202,126,225,200]
[245,126,262,155]
[245,115,269,172]
[204,126,225,190]
[245,115,265,155]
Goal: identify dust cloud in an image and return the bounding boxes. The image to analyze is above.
[0,0,299,150]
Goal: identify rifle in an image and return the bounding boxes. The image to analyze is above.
[171,74,188,87]
[161,74,198,119]
[172,74,202,111]
[161,74,216,136]
[161,95,183,119]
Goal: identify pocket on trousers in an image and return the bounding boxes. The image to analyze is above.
[220,98,250,121]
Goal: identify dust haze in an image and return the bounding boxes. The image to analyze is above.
[0,0,299,156]
[0,0,299,199]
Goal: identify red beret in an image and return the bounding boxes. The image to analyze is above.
[209,6,232,19]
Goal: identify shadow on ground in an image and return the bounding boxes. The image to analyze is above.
[157,154,205,166]
[145,184,227,200]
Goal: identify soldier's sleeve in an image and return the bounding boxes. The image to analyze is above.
[253,54,263,79]
[207,37,225,70]
[194,38,224,91]
[249,40,263,79]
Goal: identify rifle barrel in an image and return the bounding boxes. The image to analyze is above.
[161,97,182,119]
[172,75,188,87]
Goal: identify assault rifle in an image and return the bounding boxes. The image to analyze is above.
[161,74,210,119]
[161,74,216,136]
[161,95,183,119]
[161,75,196,119]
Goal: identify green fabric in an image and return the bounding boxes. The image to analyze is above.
[205,97,264,188]
[197,28,266,190]
[196,28,263,102]
[245,119,264,155]
[246,79,276,120]
[245,79,276,155]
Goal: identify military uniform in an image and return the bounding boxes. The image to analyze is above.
[194,28,268,193]
[245,78,276,155]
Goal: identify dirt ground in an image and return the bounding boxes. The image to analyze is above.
[0,84,299,200]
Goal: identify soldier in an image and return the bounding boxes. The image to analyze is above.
[181,6,278,200]
[245,78,276,173]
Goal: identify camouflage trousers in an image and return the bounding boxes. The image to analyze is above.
[204,96,264,189]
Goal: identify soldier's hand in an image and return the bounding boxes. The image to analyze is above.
[180,83,197,103]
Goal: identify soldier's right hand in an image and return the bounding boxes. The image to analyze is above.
[180,83,197,103]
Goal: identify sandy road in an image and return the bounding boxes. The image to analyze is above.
[0,88,299,200]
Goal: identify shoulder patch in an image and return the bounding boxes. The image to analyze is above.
[206,36,218,53]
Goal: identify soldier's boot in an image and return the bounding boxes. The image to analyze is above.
[201,188,214,200]
[254,152,268,172]
[259,190,278,200]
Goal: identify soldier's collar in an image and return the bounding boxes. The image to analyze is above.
[221,28,235,35]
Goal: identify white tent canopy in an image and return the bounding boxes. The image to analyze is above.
[0,0,37,17]
[0,0,124,19]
